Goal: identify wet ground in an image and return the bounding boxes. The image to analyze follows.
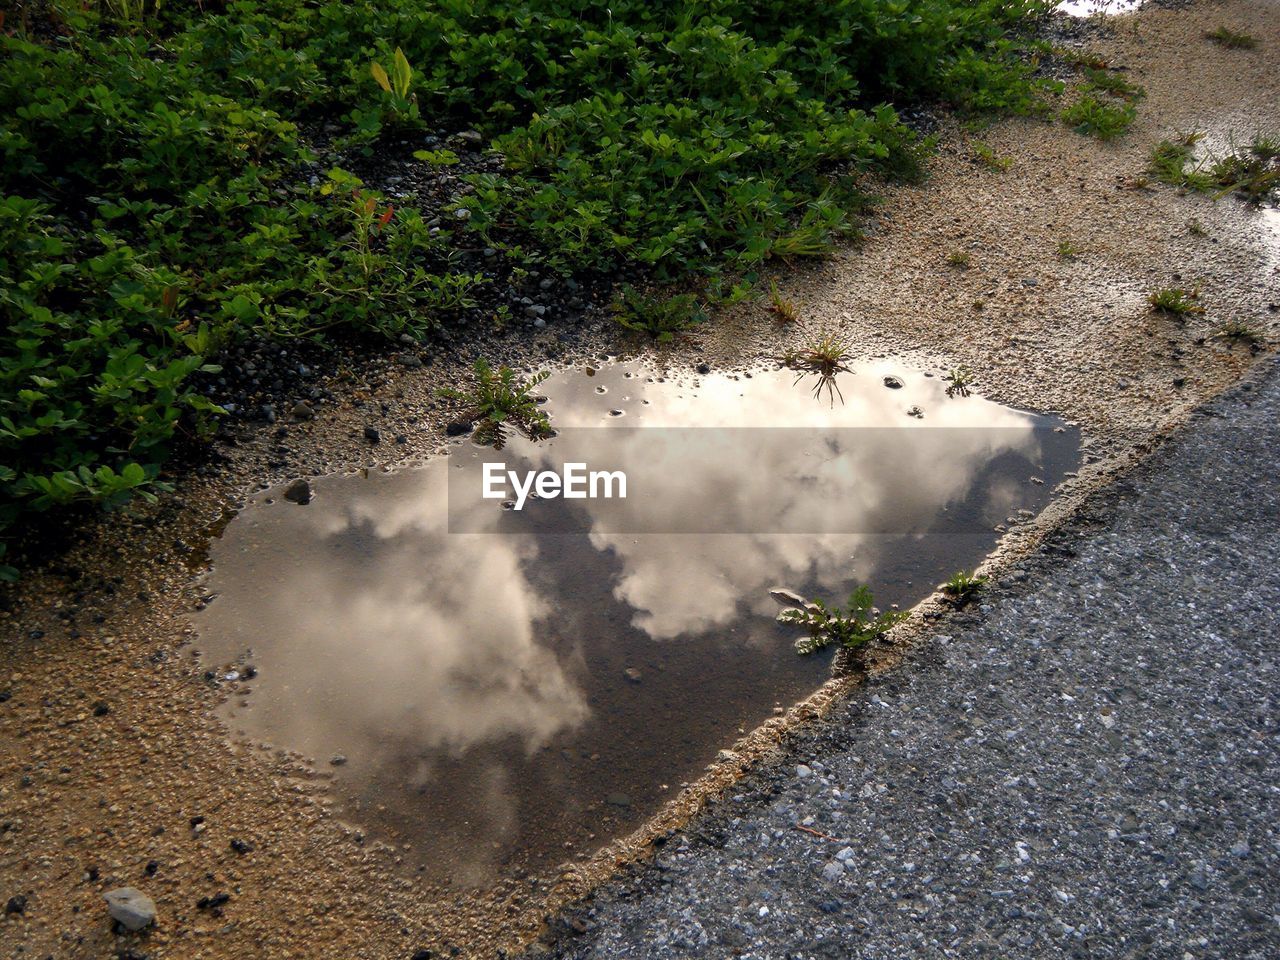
[196,362,1077,885]
[0,2,1276,958]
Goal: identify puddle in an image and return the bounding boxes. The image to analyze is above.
[194,361,1079,886]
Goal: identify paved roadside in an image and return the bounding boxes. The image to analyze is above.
[547,357,1280,959]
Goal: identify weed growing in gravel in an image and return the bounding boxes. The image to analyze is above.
[947,251,973,269]
[972,141,1013,172]
[437,359,551,445]
[1149,287,1204,317]
[1056,239,1084,259]
[612,287,707,343]
[1150,133,1280,203]
[1209,320,1264,348]
[1187,219,1208,236]
[784,586,908,656]
[946,365,975,397]
[767,282,801,325]
[783,328,857,405]
[1205,26,1258,49]
[941,570,988,605]
[1061,92,1137,141]
[1081,67,1145,102]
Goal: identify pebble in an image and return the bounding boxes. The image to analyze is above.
[103,887,157,931]
[283,479,312,505]
[820,861,844,882]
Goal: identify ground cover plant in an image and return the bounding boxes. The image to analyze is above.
[0,0,1055,564]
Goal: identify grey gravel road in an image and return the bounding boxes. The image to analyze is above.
[545,358,1280,960]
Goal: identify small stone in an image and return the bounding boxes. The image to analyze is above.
[330,754,347,766]
[104,887,157,931]
[364,425,381,443]
[229,838,253,855]
[769,587,807,607]
[623,668,642,684]
[695,362,711,375]
[820,861,844,882]
[5,895,26,916]
[446,420,472,437]
[836,846,855,862]
[290,401,315,421]
[454,207,471,221]
[606,792,632,808]
[883,376,904,389]
[283,479,312,505]
[796,764,813,779]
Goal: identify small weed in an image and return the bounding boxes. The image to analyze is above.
[1205,26,1258,49]
[945,365,974,398]
[947,250,973,269]
[437,359,552,445]
[1187,218,1207,236]
[1061,92,1137,141]
[1082,67,1145,102]
[783,327,856,405]
[1209,320,1263,348]
[1054,46,1110,71]
[612,287,707,343]
[941,570,988,605]
[1056,239,1084,259]
[971,140,1013,172]
[1148,287,1204,317]
[370,47,420,126]
[1152,132,1280,202]
[784,586,908,656]
[767,281,801,324]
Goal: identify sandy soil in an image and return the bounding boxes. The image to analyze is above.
[1,1,1277,958]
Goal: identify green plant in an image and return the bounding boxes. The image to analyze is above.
[783,328,856,404]
[437,359,551,445]
[1187,218,1207,236]
[767,281,800,324]
[1205,26,1257,49]
[971,140,1013,172]
[1081,67,1145,102]
[784,585,908,656]
[612,287,707,342]
[1148,287,1204,317]
[945,365,974,397]
[1056,239,1084,259]
[1209,320,1263,347]
[1061,92,1137,141]
[370,47,419,125]
[1150,132,1279,202]
[941,570,987,605]
[947,250,973,269]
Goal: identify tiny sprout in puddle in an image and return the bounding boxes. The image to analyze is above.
[781,327,856,405]
[437,358,552,448]
[946,365,975,398]
[783,586,908,658]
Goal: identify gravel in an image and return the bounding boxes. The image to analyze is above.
[549,360,1280,959]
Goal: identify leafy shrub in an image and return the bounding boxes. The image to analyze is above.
[0,0,1054,556]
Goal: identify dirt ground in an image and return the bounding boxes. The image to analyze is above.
[1,1,1277,958]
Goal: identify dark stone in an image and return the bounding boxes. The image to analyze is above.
[446,420,473,437]
[364,426,381,443]
[283,479,312,505]
[230,838,253,854]
[5,895,26,915]
[696,362,711,374]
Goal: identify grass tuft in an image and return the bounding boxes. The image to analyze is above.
[1205,26,1258,49]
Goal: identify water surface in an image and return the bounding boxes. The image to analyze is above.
[196,361,1078,885]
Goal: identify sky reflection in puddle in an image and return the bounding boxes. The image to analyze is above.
[195,361,1079,885]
